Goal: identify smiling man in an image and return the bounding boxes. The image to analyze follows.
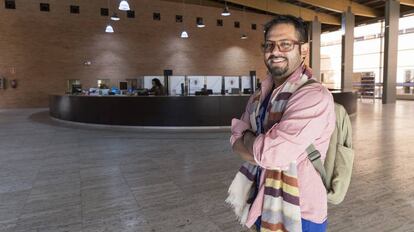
[228,15,336,232]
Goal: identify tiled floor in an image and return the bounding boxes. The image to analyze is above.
[0,100,414,232]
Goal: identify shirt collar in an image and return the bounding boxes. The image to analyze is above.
[260,63,312,102]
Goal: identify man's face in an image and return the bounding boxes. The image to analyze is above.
[264,23,307,81]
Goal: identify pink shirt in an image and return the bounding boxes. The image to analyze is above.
[230,74,335,226]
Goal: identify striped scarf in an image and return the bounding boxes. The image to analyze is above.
[226,65,312,232]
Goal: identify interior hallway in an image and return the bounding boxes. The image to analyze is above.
[0,101,413,232]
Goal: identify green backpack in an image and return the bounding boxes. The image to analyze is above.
[296,80,355,205]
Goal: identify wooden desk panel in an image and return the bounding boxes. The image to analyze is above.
[49,92,357,126]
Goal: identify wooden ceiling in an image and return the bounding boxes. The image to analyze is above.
[162,0,414,31]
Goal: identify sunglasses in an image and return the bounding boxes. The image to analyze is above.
[261,39,304,53]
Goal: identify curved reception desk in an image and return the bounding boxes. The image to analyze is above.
[49,91,357,127]
[49,95,251,127]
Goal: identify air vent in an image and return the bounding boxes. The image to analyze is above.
[5,0,15,9]
[196,17,204,26]
[40,3,50,12]
[234,21,240,28]
[176,15,183,23]
[70,5,79,14]
[153,12,160,21]
[101,8,109,16]
[127,10,135,18]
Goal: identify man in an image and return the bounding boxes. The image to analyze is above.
[229,15,335,232]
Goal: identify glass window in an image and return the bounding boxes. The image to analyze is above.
[206,76,222,94]
[169,76,185,96]
[188,76,205,94]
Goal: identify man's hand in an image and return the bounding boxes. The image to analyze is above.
[232,131,257,165]
[243,130,256,155]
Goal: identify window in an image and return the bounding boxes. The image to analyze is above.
[70,5,80,14]
[100,8,109,16]
[40,3,50,12]
[153,12,161,21]
[251,24,256,30]
[176,15,183,23]
[234,21,240,28]
[127,10,135,18]
[5,0,15,9]
[217,19,223,27]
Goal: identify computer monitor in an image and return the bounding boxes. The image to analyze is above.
[231,88,240,94]
[243,88,252,94]
[71,84,82,94]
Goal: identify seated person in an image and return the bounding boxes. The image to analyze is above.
[149,78,166,95]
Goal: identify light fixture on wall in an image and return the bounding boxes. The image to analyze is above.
[197,0,205,28]
[105,0,115,33]
[105,24,114,33]
[180,31,189,38]
[240,6,248,39]
[180,0,189,38]
[118,0,130,11]
[221,1,230,16]
[111,12,120,21]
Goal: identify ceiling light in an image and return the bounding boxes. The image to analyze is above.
[221,6,230,16]
[105,25,114,33]
[119,0,130,11]
[180,31,189,38]
[111,12,120,21]
[241,34,248,39]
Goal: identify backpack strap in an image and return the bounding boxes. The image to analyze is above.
[306,144,328,190]
[297,79,329,190]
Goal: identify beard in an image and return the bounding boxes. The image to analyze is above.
[265,55,289,79]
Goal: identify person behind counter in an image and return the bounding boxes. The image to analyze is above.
[149,78,166,96]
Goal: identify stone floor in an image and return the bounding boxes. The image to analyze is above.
[0,100,414,232]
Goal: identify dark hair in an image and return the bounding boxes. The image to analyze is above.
[263,15,308,43]
[152,78,162,87]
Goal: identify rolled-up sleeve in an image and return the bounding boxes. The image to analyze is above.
[252,85,335,170]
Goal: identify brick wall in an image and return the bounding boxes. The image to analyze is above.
[0,0,274,108]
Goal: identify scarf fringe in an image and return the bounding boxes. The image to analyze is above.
[225,194,251,225]
[225,171,254,225]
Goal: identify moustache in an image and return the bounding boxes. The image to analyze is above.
[268,55,287,62]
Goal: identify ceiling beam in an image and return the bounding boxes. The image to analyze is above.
[400,0,414,7]
[296,0,382,18]
[225,0,341,25]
